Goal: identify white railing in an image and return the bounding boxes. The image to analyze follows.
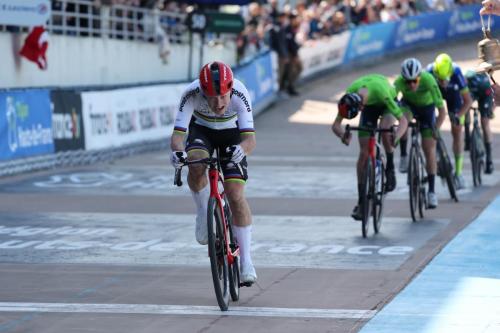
[0,0,188,44]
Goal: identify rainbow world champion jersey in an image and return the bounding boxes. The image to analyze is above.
[173,79,255,136]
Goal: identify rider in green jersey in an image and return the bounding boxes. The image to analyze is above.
[332,74,408,220]
[395,58,446,208]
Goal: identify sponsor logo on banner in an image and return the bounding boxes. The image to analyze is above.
[0,0,51,26]
[0,90,54,160]
[139,108,157,130]
[234,51,276,111]
[447,7,485,37]
[345,22,395,61]
[395,19,436,47]
[51,91,85,152]
[117,111,137,134]
[89,112,113,135]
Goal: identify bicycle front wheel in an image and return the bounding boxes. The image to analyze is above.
[372,156,385,234]
[408,146,420,222]
[224,198,240,302]
[437,137,458,202]
[361,158,373,238]
[207,197,230,311]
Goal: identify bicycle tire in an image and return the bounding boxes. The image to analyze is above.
[373,154,385,234]
[418,150,427,218]
[471,130,479,187]
[225,198,240,301]
[408,145,420,222]
[361,159,372,238]
[437,137,458,202]
[207,197,230,311]
[472,128,484,187]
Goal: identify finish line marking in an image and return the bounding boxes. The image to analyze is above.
[0,302,376,319]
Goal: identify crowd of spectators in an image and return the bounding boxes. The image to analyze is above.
[234,0,483,96]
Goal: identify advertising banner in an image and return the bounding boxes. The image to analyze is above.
[344,21,397,62]
[391,12,449,51]
[299,31,350,78]
[234,51,277,111]
[0,90,54,160]
[81,84,184,150]
[0,0,50,26]
[447,4,500,38]
[51,91,85,152]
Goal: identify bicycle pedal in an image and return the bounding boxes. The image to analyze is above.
[239,281,254,287]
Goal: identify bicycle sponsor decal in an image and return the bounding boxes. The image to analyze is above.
[0,213,449,270]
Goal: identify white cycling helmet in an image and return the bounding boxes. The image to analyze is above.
[401,58,422,80]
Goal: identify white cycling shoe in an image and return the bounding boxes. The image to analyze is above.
[455,174,466,190]
[240,263,257,284]
[195,212,208,245]
[427,192,438,209]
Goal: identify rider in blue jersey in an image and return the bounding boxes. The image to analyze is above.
[427,53,473,190]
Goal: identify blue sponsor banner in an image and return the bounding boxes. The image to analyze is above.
[448,4,500,38]
[391,11,450,51]
[234,51,277,111]
[344,21,397,62]
[0,90,54,160]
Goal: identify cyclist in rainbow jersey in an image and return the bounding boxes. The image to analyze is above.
[170,61,257,284]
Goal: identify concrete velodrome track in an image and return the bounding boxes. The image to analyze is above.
[0,39,499,333]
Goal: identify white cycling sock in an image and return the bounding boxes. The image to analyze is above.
[233,225,253,268]
[191,185,209,221]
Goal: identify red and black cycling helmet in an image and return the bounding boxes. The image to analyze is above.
[199,61,234,97]
[338,92,362,119]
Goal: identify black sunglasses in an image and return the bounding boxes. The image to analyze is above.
[405,78,419,84]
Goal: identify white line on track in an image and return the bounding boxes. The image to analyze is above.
[0,302,376,319]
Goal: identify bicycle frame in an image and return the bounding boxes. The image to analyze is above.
[345,124,392,237]
[174,156,240,265]
[207,161,240,265]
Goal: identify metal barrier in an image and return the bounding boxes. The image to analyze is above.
[0,0,188,44]
[0,139,169,178]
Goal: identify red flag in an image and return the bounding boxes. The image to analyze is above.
[19,26,49,70]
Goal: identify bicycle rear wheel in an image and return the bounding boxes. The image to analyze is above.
[408,146,420,222]
[361,159,373,238]
[372,156,385,233]
[207,197,230,311]
[471,129,483,187]
[224,198,240,302]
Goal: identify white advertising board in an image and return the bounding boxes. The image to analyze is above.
[81,83,187,150]
[0,0,50,26]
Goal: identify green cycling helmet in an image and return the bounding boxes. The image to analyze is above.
[433,53,453,80]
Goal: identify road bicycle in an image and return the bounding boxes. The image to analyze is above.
[174,150,242,311]
[468,107,486,187]
[435,130,459,202]
[345,125,393,238]
[407,120,428,222]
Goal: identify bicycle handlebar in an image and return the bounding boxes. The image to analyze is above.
[173,156,240,187]
[174,158,212,187]
[345,124,395,134]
